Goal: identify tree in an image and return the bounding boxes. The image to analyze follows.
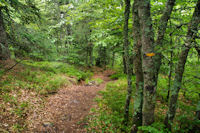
[123,0,132,125]
[131,0,176,126]
[164,0,200,130]
[0,0,40,60]
[131,0,143,132]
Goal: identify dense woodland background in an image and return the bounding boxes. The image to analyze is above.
[0,0,200,132]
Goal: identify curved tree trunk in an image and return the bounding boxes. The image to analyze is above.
[164,0,200,130]
[154,0,176,84]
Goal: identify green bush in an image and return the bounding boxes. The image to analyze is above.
[110,72,126,80]
[138,122,170,133]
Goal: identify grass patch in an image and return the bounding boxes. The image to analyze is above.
[21,60,93,81]
[87,78,135,132]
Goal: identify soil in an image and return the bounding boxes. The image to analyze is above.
[26,69,114,133]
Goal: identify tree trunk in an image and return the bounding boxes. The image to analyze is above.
[164,47,190,130]
[167,33,173,101]
[154,0,176,84]
[123,51,127,74]
[167,50,173,101]
[0,8,10,60]
[112,51,115,68]
[131,0,144,132]
[123,0,132,126]
[137,0,157,126]
[164,0,200,130]
[88,42,93,67]
[195,46,200,57]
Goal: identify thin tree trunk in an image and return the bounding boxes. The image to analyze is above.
[123,0,132,126]
[167,50,173,101]
[167,34,173,101]
[195,46,200,57]
[0,8,10,60]
[123,51,127,74]
[164,0,200,130]
[89,43,93,67]
[131,0,143,132]
[112,51,115,68]
[164,47,190,130]
[154,0,176,84]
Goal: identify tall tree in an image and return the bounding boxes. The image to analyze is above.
[131,0,143,132]
[154,0,176,85]
[137,0,176,126]
[137,0,156,126]
[164,0,200,130]
[123,0,132,125]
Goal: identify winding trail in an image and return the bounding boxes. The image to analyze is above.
[27,70,113,133]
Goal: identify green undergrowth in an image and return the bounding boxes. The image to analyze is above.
[86,74,135,132]
[85,70,199,133]
[21,60,93,81]
[0,60,93,132]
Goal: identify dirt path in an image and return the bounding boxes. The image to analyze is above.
[27,70,113,133]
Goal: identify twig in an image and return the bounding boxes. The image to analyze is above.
[3,60,22,73]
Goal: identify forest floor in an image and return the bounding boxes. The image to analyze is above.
[26,69,114,133]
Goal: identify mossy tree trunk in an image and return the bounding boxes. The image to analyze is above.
[122,51,127,74]
[154,0,176,87]
[131,0,143,132]
[137,0,176,126]
[137,0,156,126]
[164,0,200,130]
[123,0,133,125]
[167,30,174,101]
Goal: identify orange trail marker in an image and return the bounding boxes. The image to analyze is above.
[146,53,155,57]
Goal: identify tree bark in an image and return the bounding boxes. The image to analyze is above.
[123,0,132,126]
[164,0,200,130]
[154,0,176,84]
[0,8,10,60]
[195,46,200,57]
[112,51,115,68]
[167,32,173,101]
[167,50,173,101]
[123,51,127,74]
[131,0,144,132]
[137,0,156,126]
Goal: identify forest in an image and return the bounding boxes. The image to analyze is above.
[0,0,200,132]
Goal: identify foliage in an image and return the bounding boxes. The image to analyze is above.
[138,122,170,133]
[87,78,134,132]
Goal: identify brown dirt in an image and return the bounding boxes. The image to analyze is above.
[26,69,114,133]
